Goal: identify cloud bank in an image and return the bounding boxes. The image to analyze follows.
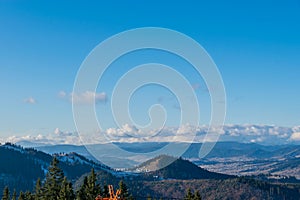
[2,124,300,146]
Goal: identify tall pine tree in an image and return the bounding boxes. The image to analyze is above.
[59,177,75,200]
[87,168,101,199]
[76,168,100,200]
[102,185,109,198]
[34,178,42,200]
[12,190,16,200]
[17,192,25,200]
[42,157,64,200]
[119,180,129,199]
[1,186,10,200]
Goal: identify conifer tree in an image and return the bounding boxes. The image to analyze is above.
[184,188,194,200]
[86,168,100,199]
[119,180,129,199]
[194,190,202,200]
[34,178,42,200]
[24,191,33,200]
[12,190,16,200]
[59,177,75,200]
[75,187,85,200]
[76,169,101,200]
[43,157,65,200]
[76,177,88,200]
[102,185,109,198]
[1,186,10,200]
[17,192,25,200]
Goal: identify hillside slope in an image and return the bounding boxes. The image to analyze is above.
[0,143,111,192]
[132,155,232,180]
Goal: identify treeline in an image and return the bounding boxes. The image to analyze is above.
[1,158,130,200]
[0,142,104,192]
[237,176,300,199]
[183,189,202,200]
[0,145,45,192]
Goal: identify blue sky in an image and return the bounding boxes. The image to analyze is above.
[0,0,300,137]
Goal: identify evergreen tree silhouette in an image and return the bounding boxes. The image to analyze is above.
[17,192,25,200]
[1,186,10,200]
[42,157,64,200]
[59,177,75,200]
[184,188,194,200]
[12,190,16,200]
[119,180,129,199]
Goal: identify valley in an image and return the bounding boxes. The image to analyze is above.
[1,142,300,199]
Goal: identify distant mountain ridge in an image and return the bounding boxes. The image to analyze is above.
[1,142,300,199]
[32,142,300,179]
[132,155,232,180]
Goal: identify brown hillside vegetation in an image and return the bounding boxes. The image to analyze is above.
[127,179,300,200]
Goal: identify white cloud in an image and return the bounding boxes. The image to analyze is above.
[91,124,300,144]
[3,128,81,146]
[105,124,141,138]
[58,91,67,98]
[59,91,107,104]
[290,132,300,141]
[6,134,47,144]
[71,91,107,104]
[24,97,36,104]
[278,133,289,138]
[3,125,300,146]
[54,127,62,135]
[104,124,199,143]
[177,124,199,135]
[292,126,300,133]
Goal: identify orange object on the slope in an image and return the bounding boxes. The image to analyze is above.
[95,185,123,200]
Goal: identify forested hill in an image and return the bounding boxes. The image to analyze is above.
[132,155,233,180]
[0,143,111,193]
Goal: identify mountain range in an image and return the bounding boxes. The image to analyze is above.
[1,142,300,199]
[28,141,300,180]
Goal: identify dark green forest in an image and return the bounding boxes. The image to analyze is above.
[1,158,131,200]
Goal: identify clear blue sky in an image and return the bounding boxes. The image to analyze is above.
[0,0,300,137]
